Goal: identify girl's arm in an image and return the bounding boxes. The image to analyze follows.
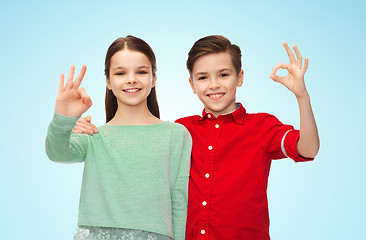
[55,65,92,118]
[270,42,320,158]
[171,126,192,239]
[46,113,88,163]
[46,66,92,162]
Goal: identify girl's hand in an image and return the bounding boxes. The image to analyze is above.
[55,65,92,117]
[269,42,309,99]
[72,115,98,135]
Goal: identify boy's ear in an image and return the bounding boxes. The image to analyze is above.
[237,69,244,87]
[189,77,197,94]
[106,77,112,90]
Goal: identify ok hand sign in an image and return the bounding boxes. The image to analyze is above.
[55,65,92,118]
[270,42,309,99]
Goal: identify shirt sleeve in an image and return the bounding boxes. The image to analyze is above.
[45,113,88,163]
[259,114,313,162]
[171,125,192,240]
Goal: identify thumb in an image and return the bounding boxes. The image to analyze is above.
[85,115,92,122]
[85,96,93,109]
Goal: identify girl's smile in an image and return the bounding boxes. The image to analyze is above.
[123,88,142,94]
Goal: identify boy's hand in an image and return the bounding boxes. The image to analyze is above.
[270,42,309,98]
[55,65,92,118]
[72,115,98,135]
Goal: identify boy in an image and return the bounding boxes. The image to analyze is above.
[175,35,319,239]
[73,35,319,240]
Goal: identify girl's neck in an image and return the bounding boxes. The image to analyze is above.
[108,102,162,125]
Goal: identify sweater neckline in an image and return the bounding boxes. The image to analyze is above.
[102,121,170,127]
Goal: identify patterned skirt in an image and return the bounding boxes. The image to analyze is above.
[74,226,173,240]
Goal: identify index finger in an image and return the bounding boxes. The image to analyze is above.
[283,42,296,63]
[73,65,87,89]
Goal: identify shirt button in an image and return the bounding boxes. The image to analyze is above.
[207,114,211,118]
[208,145,213,150]
[215,124,219,128]
[202,201,207,206]
[205,173,210,178]
[201,230,206,234]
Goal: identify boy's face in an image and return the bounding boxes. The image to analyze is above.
[189,51,243,117]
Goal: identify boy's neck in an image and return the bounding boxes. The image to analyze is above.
[108,102,162,125]
[204,103,240,118]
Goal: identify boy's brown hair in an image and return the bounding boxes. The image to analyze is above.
[187,35,242,75]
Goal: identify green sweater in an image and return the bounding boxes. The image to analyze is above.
[46,114,192,239]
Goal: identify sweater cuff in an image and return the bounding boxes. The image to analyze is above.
[51,113,78,132]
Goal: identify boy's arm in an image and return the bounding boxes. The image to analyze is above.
[73,115,98,135]
[296,93,319,158]
[270,42,319,158]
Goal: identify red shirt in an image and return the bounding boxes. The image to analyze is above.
[175,103,313,240]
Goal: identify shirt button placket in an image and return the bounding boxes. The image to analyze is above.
[199,116,221,240]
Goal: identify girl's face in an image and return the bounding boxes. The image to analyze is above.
[107,49,156,108]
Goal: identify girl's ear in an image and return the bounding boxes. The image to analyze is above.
[237,69,244,87]
[189,77,197,94]
[152,75,157,88]
[106,77,112,90]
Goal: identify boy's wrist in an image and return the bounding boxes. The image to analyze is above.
[295,92,310,104]
[294,89,310,101]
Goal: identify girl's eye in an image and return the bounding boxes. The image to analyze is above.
[138,71,147,74]
[198,76,207,80]
[116,72,125,76]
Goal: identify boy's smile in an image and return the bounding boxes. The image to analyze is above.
[189,51,243,117]
[207,92,225,100]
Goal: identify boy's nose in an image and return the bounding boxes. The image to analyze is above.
[209,78,220,89]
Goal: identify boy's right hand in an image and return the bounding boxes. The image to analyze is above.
[72,115,98,135]
[55,65,92,118]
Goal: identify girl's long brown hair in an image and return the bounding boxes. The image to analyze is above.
[104,35,160,122]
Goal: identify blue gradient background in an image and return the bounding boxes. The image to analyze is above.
[1,1,365,239]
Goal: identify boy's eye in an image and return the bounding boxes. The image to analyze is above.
[138,71,147,74]
[198,76,207,80]
[220,73,229,78]
[116,72,125,76]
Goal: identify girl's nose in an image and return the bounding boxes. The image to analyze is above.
[127,74,137,84]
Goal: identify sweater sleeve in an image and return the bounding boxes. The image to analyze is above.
[45,113,88,163]
[171,125,192,240]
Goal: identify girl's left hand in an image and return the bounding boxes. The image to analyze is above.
[269,42,309,98]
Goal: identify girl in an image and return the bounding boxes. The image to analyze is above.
[46,36,192,240]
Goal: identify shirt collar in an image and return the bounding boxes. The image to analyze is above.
[198,103,247,125]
